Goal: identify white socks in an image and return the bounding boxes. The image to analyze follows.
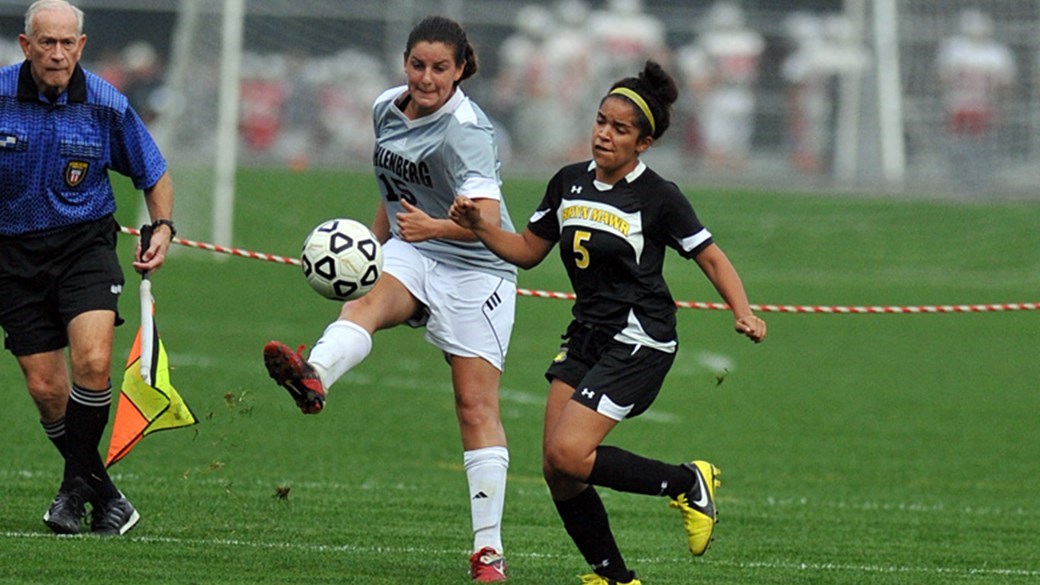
[309,321,508,554]
[307,320,372,390]
[464,446,510,553]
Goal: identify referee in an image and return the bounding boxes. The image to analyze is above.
[0,0,174,536]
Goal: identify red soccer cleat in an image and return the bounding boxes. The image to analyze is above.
[263,341,326,414]
[469,546,507,582]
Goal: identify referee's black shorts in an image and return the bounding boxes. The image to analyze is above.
[545,321,676,421]
[0,215,125,356]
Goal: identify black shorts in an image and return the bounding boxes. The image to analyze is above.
[545,321,676,421]
[0,216,125,356]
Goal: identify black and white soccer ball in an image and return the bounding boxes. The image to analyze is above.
[301,218,383,301]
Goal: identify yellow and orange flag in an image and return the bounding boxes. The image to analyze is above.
[106,279,197,467]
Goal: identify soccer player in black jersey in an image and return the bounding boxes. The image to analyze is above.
[451,60,766,585]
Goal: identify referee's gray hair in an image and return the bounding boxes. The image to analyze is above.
[25,0,84,37]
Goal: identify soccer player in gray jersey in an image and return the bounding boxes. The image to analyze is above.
[264,16,515,582]
[451,61,766,585]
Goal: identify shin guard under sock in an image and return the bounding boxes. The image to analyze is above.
[464,446,509,553]
[553,486,630,581]
[64,385,119,500]
[587,445,695,498]
[41,417,67,459]
[308,320,372,390]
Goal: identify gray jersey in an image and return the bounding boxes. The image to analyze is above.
[372,85,517,282]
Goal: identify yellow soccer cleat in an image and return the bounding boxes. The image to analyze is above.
[669,460,721,556]
[579,573,642,585]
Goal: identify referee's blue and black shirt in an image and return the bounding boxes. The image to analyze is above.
[0,61,167,236]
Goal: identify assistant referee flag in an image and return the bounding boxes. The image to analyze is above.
[106,279,197,467]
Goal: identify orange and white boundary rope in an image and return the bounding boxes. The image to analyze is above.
[123,226,1040,315]
[124,226,301,266]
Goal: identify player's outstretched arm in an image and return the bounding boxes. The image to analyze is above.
[398,199,487,243]
[450,195,553,269]
[694,243,767,343]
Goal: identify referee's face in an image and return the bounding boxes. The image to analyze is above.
[19,7,86,98]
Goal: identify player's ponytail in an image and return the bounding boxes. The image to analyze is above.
[607,60,679,140]
[460,42,479,83]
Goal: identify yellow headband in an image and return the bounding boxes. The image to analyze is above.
[609,87,655,134]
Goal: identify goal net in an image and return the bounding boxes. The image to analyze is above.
[151,0,1040,236]
[3,0,1038,251]
[895,0,1039,194]
[150,0,398,246]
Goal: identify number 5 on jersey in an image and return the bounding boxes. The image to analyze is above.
[573,230,591,269]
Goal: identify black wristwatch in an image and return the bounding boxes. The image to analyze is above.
[152,218,177,238]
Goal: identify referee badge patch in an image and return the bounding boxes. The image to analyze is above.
[64,160,89,187]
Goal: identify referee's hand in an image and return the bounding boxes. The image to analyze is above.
[133,227,172,275]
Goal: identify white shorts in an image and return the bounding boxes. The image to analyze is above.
[382,238,516,371]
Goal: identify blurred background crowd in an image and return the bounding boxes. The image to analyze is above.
[1,0,1037,199]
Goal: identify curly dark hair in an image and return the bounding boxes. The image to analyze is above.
[605,60,679,140]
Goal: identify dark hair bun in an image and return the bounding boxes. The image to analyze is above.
[639,60,678,108]
[605,59,679,139]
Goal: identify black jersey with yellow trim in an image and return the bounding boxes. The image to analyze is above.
[528,160,713,348]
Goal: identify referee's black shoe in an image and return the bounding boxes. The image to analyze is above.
[91,494,140,536]
[43,477,94,535]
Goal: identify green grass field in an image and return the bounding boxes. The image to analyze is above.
[2,168,1039,584]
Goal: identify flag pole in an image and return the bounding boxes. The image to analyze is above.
[138,224,154,385]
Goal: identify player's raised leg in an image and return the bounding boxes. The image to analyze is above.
[264,271,416,414]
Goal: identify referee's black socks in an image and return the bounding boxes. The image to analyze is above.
[63,384,120,501]
[40,417,68,459]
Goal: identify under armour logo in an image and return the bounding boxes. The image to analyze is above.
[581,388,595,399]
[571,185,582,194]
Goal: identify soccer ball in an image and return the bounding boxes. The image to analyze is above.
[301,218,383,301]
